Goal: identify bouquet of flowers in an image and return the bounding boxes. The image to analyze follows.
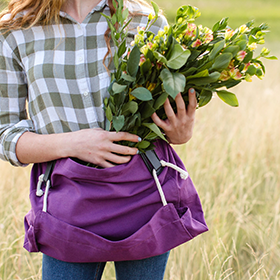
[102,1,277,152]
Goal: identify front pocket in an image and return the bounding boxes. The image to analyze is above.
[23,211,39,253]
[32,203,196,262]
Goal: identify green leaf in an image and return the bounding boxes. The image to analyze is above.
[186,69,209,80]
[166,44,191,69]
[199,89,212,107]
[112,82,127,93]
[118,40,127,57]
[121,101,138,116]
[105,106,113,122]
[140,59,152,75]
[211,53,233,71]
[141,101,155,119]
[236,40,247,50]
[113,115,125,132]
[124,114,139,130]
[144,131,158,140]
[224,79,241,89]
[130,87,153,101]
[154,51,168,64]
[264,56,278,60]
[154,91,168,110]
[100,13,111,21]
[223,45,240,57]
[143,123,167,141]
[181,66,197,76]
[243,51,253,63]
[121,73,136,82]
[212,17,228,32]
[151,1,159,16]
[159,69,186,99]
[216,90,239,107]
[246,65,257,75]
[209,40,225,61]
[127,46,140,77]
[111,14,117,25]
[122,8,129,22]
[137,140,150,149]
[113,54,119,70]
[187,72,220,85]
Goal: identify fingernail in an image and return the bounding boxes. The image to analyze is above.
[190,88,195,94]
[138,137,142,142]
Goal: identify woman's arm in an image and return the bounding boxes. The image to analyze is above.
[16,129,140,168]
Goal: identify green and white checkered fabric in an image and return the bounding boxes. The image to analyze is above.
[0,0,167,166]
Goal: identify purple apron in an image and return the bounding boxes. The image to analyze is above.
[24,140,208,262]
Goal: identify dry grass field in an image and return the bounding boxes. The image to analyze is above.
[0,0,280,278]
[1,58,279,279]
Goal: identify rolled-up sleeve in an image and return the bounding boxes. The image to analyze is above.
[0,34,34,166]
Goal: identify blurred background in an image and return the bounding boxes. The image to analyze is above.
[0,0,279,279]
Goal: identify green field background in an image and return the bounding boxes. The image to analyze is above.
[0,0,280,279]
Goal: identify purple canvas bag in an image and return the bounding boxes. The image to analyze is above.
[24,140,208,262]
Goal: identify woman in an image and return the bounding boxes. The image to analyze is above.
[0,0,198,278]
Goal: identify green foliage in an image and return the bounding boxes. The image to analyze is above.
[103,1,277,152]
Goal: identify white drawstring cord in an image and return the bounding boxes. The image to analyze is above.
[42,180,51,212]
[160,160,189,179]
[152,160,189,207]
[152,169,167,206]
[36,174,44,196]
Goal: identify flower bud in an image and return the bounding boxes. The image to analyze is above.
[219,70,230,81]
[236,50,247,61]
[229,68,242,80]
[239,24,249,34]
[261,47,270,56]
[225,29,235,40]
[248,43,257,51]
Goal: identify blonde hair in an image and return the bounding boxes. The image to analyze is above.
[0,0,152,70]
[0,0,152,29]
[0,0,65,30]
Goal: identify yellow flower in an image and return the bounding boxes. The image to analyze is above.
[248,43,257,51]
[146,82,157,92]
[245,74,252,82]
[239,24,249,34]
[219,70,230,81]
[129,92,136,101]
[225,28,235,40]
[229,68,242,80]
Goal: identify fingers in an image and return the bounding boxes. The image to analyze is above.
[151,88,197,145]
[108,131,140,143]
[174,92,186,119]
[187,88,197,116]
[72,128,140,168]
[151,111,169,131]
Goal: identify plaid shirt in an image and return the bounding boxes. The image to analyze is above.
[0,0,167,166]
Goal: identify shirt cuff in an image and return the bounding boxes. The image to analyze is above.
[0,120,34,167]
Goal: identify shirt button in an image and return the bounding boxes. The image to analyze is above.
[77,24,81,30]
[78,56,83,62]
[83,91,89,96]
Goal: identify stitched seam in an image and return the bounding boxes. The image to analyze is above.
[94,262,103,280]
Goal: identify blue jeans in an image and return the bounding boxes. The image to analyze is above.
[42,251,170,280]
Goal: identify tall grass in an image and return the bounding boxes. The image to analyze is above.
[160,0,280,44]
[167,58,280,279]
[0,0,279,278]
[0,58,279,279]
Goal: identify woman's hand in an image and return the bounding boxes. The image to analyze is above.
[16,129,140,168]
[151,88,197,145]
[67,129,140,168]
